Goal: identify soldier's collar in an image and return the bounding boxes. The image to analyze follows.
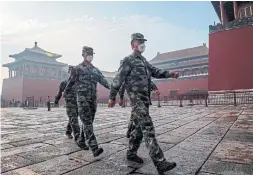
[81,61,94,67]
[132,52,146,61]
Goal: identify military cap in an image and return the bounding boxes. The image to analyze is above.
[131,33,147,42]
[82,46,95,54]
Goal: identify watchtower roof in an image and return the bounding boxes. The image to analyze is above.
[149,44,208,64]
[9,42,62,60]
[2,42,67,68]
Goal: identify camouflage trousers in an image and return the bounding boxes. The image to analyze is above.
[77,96,97,151]
[66,122,72,134]
[127,100,165,166]
[126,114,134,135]
[65,118,85,140]
[66,99,84,141]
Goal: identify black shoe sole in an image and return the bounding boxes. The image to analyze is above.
[81,146,89,150]
[76,142,89,150]
[157,163,177,175]
[126,159,144,168]
[93,148,103,157]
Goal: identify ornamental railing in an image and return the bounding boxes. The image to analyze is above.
[98,90,253,107]
[209,16,253,34]
[2,90,252,108]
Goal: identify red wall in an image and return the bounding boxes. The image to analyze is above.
[1,78,23,101]
[209,26,253,91]
[22,78,62,103]
[96,77,208,99]
[2,77,208,103]
[97,84,110,99]
[156,77,208,96]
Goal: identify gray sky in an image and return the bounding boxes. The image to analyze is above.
[0,1,213,93]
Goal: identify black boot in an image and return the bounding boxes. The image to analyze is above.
[126,121,134,138]
[65,131,73,139]
[127,155,144,164]
[126,131,131,138]
[76,138,89,150]
[93,147,104,157]
[156,160,177,175]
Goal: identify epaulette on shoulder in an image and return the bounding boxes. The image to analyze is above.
[121,55,133,65]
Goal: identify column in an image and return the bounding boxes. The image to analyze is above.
[220,1,227,24]
[233,1,238,20]
[59,69,62,80]
[24,64,27,76]
[15,68,18,77]
[8,70,11,78]
[22,65,25,77]
[20,65,23,76]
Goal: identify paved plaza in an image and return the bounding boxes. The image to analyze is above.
[1,105,253,175]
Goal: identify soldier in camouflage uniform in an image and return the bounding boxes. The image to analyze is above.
[108,33,179,174]
[118,80,160,138]
[55,66,88,150]
[63,46,110,157]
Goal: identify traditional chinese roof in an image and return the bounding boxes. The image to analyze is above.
[2,58,67,68]
[149,44,208,64]
[9,42,62,60]
[2,42,67,68]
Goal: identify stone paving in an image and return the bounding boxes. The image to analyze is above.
[1,105,253,175]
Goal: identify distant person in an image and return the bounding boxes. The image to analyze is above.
[47,96,51,111]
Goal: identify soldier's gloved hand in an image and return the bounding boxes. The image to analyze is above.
[54,101,58,105]
[169,72,179,79]
[108,99,116,108]
[62,91,66,98]
[119,99,123,106]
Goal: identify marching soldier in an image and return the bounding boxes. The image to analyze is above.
[55,66,88,149]
[108,33,179,174]
[118,80,160,138]
[63,46,110,157]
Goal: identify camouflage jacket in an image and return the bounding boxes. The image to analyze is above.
[65,61,110,100]
[119,81,158,100]
[55,80,77,103]
[110,52,171,104]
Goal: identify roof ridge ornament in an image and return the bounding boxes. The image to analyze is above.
[35,41,38,47]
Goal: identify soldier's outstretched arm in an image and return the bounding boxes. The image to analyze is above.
[147,61,171,79]
[109,59,131,101]
[119,82,126,100]
[55,81,66,103]
[64,68,78,92]
[150,81,158,91]
[97,69,111,89]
